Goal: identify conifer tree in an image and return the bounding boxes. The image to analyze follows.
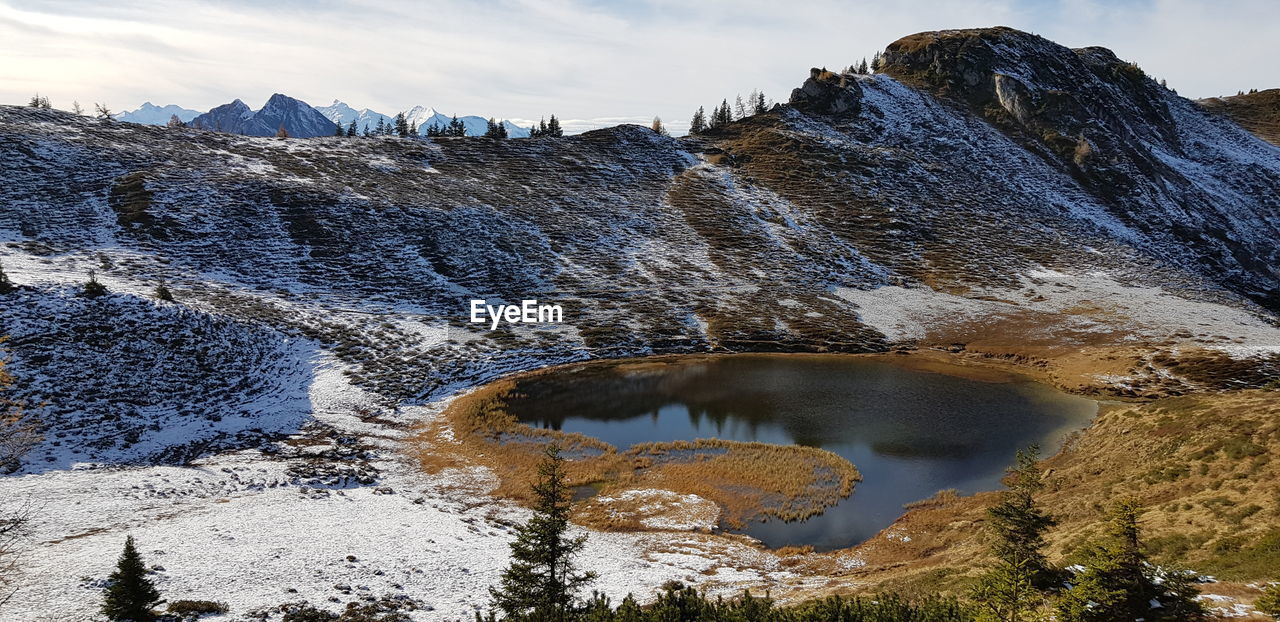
[346,120,357,137]
[448,114,466,137]
[72,100,84,115]
[94,103,113,120]
[710,99,732,128]
[972,446,1058,622]
[753,90,767,114]
[871,51,884,72]
[486,117,508,138]
[689,106,706,135]
[275,125,289,138]
[28,94,51,109]
[490,445,596,621]
[154,283,174,302]
[1056,500,1204,622]
[375,117,386,136]
[546,115,563,137]
[334,120,344,136]
[734,94,747,120]
[101,536,162,622]
[394,112,409,137]
[167,114,185,129]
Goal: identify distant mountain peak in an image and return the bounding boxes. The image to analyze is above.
[117,102,202,126]
[189,93,336,137]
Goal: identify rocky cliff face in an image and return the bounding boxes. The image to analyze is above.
[875,27,1280,308]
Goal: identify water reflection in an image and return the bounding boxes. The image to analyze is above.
[508,354,1096,550]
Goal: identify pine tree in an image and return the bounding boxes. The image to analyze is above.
[394,112,409,137]
[28,94,51,109]
[167,114,184,129]
[333,120,344,136]
[650,116,668,136]
[734,95,747,120]
[448,114,466,137]
[753,91,767,114]
[0,260,13,294]
[689,106,706,135]
[871,51,884,73]
[972,446,1058,621]
[484,117,504,138]
[490,445,596,621]
[101,536,162,622]
[95,103,113,120]
[72,100,84,115]
[858,58,869,74]
[275,125,289,138]
[710,99,732,128]
[1056,500,1204,622]
[375,117,386,136]
[546,115,563,137]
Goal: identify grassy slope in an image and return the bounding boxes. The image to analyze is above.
[837,389,1280,594]
[1200,89,1280,146]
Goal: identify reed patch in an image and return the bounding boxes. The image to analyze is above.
[411,369,860,531]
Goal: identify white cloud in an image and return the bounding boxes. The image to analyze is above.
[1,0,1276,134]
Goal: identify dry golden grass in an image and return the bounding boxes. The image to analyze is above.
[823,389,1280,598]
[410,365,859,529]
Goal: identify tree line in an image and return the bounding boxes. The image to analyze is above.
[688,90,769,135]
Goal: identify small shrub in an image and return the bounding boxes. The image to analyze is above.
[167,599,229,618]
[154,284,174,302]
[1256,583,1280,618]
[282,605,338,622]
[0,261,13,294]
[83,270,108,298]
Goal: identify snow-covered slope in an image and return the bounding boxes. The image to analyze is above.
[117,102,202,125]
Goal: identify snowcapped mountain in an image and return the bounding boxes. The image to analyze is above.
[117,102,202,125]
[188,94,337,137]
[322,102,531,137]
[314,99,392,134]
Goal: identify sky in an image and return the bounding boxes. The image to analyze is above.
[2,0,1278,134]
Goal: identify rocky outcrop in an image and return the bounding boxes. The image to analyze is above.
[876,27,1280,309]
[789,68,862,117]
